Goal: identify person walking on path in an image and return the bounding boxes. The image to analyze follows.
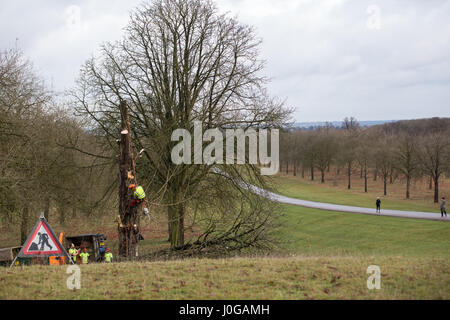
[376,197,381,213]
[441,197,447,218]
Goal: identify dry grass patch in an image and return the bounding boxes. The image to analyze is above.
[1,255,448,300]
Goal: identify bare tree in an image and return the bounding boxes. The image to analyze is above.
[300,131,318,181]
[417,132,450,203]
[339,117,360,189]
[314,127,338,183]
[374,132,395,196]
[0,48,50,239]
[1,47,115,244]
[72,0,291,253]
[355,131,373,193]
[393,133,420,199]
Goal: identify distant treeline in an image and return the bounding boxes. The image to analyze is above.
[293,119,399,130]
[279,117,450,202]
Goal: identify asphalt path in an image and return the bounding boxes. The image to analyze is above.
[211,168,447,222]
[247,184,448,222]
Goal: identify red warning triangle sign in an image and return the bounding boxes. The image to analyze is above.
[17,215,69,258]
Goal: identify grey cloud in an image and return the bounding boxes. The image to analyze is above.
[1,0,449,122]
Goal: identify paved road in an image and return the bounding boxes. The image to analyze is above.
[211,168,447,222]
[248,185,448,222]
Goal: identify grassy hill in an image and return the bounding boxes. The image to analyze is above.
[277,204,449,258]
[270,171,448,213]
[1,255,448,299]
[1,174,449,299]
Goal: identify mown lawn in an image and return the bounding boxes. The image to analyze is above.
[276,204,450,258]
[269,174,446,213]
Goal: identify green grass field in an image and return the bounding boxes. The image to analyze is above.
[277,204,450,257]
[1,175,449,299]
[269,174,447,213]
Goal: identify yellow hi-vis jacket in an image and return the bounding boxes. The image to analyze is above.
[105,252,113,262]
[69,248,77,260]
[80,252,89,264]
[134,186,146,200]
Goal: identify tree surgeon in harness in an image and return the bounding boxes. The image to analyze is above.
[129,184,151,221]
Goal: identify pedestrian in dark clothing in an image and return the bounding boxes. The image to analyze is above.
[376,197,381,213]
[441,197,447,218]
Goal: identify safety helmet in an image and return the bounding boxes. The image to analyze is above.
[129,184,136,189]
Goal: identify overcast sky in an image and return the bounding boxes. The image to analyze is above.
[1,0,449,122]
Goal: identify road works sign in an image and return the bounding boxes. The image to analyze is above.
[17,213,68,258]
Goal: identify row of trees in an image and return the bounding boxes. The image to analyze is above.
[279,117,450,202]
[0,48,114,243]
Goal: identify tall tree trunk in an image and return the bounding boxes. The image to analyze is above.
[383,174,387,196]
[321,169,325,183]
[168,173,186,248]
[168,203,176,245]
[434,175,439,203]
[310,165,314,181]
[406,175,411,199]
[20,206,29,244]
[177,204,185,247]
[168,199,185,248]
[44,197,50,222]
[301,165,305,178]
[293,160,297,176]
[373,168,378,181]
[429,174,433,190]
[364,164,368,193]
[167,207,173,243]
[333,168,338,186]
[118,101,139,258]
[347,162,351,189]
[59,205,66,225]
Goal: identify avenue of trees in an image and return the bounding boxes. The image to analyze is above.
[279,117,450,203]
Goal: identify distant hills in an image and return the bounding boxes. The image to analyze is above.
[293,120,399,129]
